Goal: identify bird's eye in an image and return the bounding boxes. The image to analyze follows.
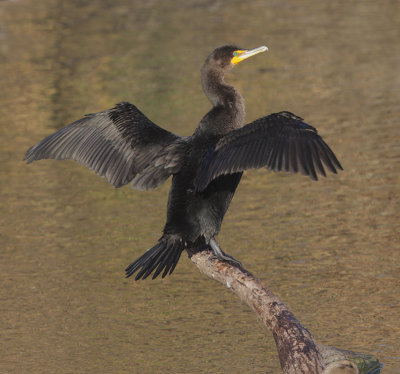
[233,52,238,56]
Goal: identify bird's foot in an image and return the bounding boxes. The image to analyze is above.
[209,238,242,268]
[210,251,242,267]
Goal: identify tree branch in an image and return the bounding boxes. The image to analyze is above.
[188,250,381,374]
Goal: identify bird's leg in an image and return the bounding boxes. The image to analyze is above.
[209,238,242,267]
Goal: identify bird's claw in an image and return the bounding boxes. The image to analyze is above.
[210,252,242,268]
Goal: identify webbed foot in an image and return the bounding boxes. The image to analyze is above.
[209,238,242,267]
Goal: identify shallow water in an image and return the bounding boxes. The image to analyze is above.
[1,0,399,373]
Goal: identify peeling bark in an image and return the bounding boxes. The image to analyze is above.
[188,250,381,374]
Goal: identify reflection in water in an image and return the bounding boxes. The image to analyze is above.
[1,0,399,373]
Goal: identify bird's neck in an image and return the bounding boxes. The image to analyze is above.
[201,66,245,120]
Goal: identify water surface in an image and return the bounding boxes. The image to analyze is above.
[1,0,399,373]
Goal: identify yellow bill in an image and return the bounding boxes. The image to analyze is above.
[231,45,268,65]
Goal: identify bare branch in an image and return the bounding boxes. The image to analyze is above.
[188,250,381,374]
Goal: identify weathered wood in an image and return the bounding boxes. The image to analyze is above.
[188,250,381,374]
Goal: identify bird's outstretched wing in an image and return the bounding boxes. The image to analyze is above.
[195,111,342,191]
[25,102,185,190]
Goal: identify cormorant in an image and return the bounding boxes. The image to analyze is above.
[24,45,342,280]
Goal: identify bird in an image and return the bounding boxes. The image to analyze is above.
[24,45,342,280]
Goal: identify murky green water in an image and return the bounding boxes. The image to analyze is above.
[1,0,399,373]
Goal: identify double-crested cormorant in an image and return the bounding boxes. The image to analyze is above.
[25,45,342,280]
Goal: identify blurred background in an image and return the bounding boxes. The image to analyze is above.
[1,0,399,373]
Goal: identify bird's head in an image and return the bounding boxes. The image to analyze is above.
[205,44,268,71]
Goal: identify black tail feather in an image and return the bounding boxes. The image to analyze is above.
[125,235,185,280]
[168,246,183,276]
[152,242,177,279]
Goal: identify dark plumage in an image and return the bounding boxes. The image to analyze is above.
[24,45,342,280]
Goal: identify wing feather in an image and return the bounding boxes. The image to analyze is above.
[25,102,185,189]
[309,141,326,177]
[315,139,338,174]
[289,139,298,173]
[283,138,291,172]
[304,141,317,180]
[195,111,342,191]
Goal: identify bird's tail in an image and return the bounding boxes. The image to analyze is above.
[125,235,185,280]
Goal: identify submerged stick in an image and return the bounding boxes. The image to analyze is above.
[188,250,381,374]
